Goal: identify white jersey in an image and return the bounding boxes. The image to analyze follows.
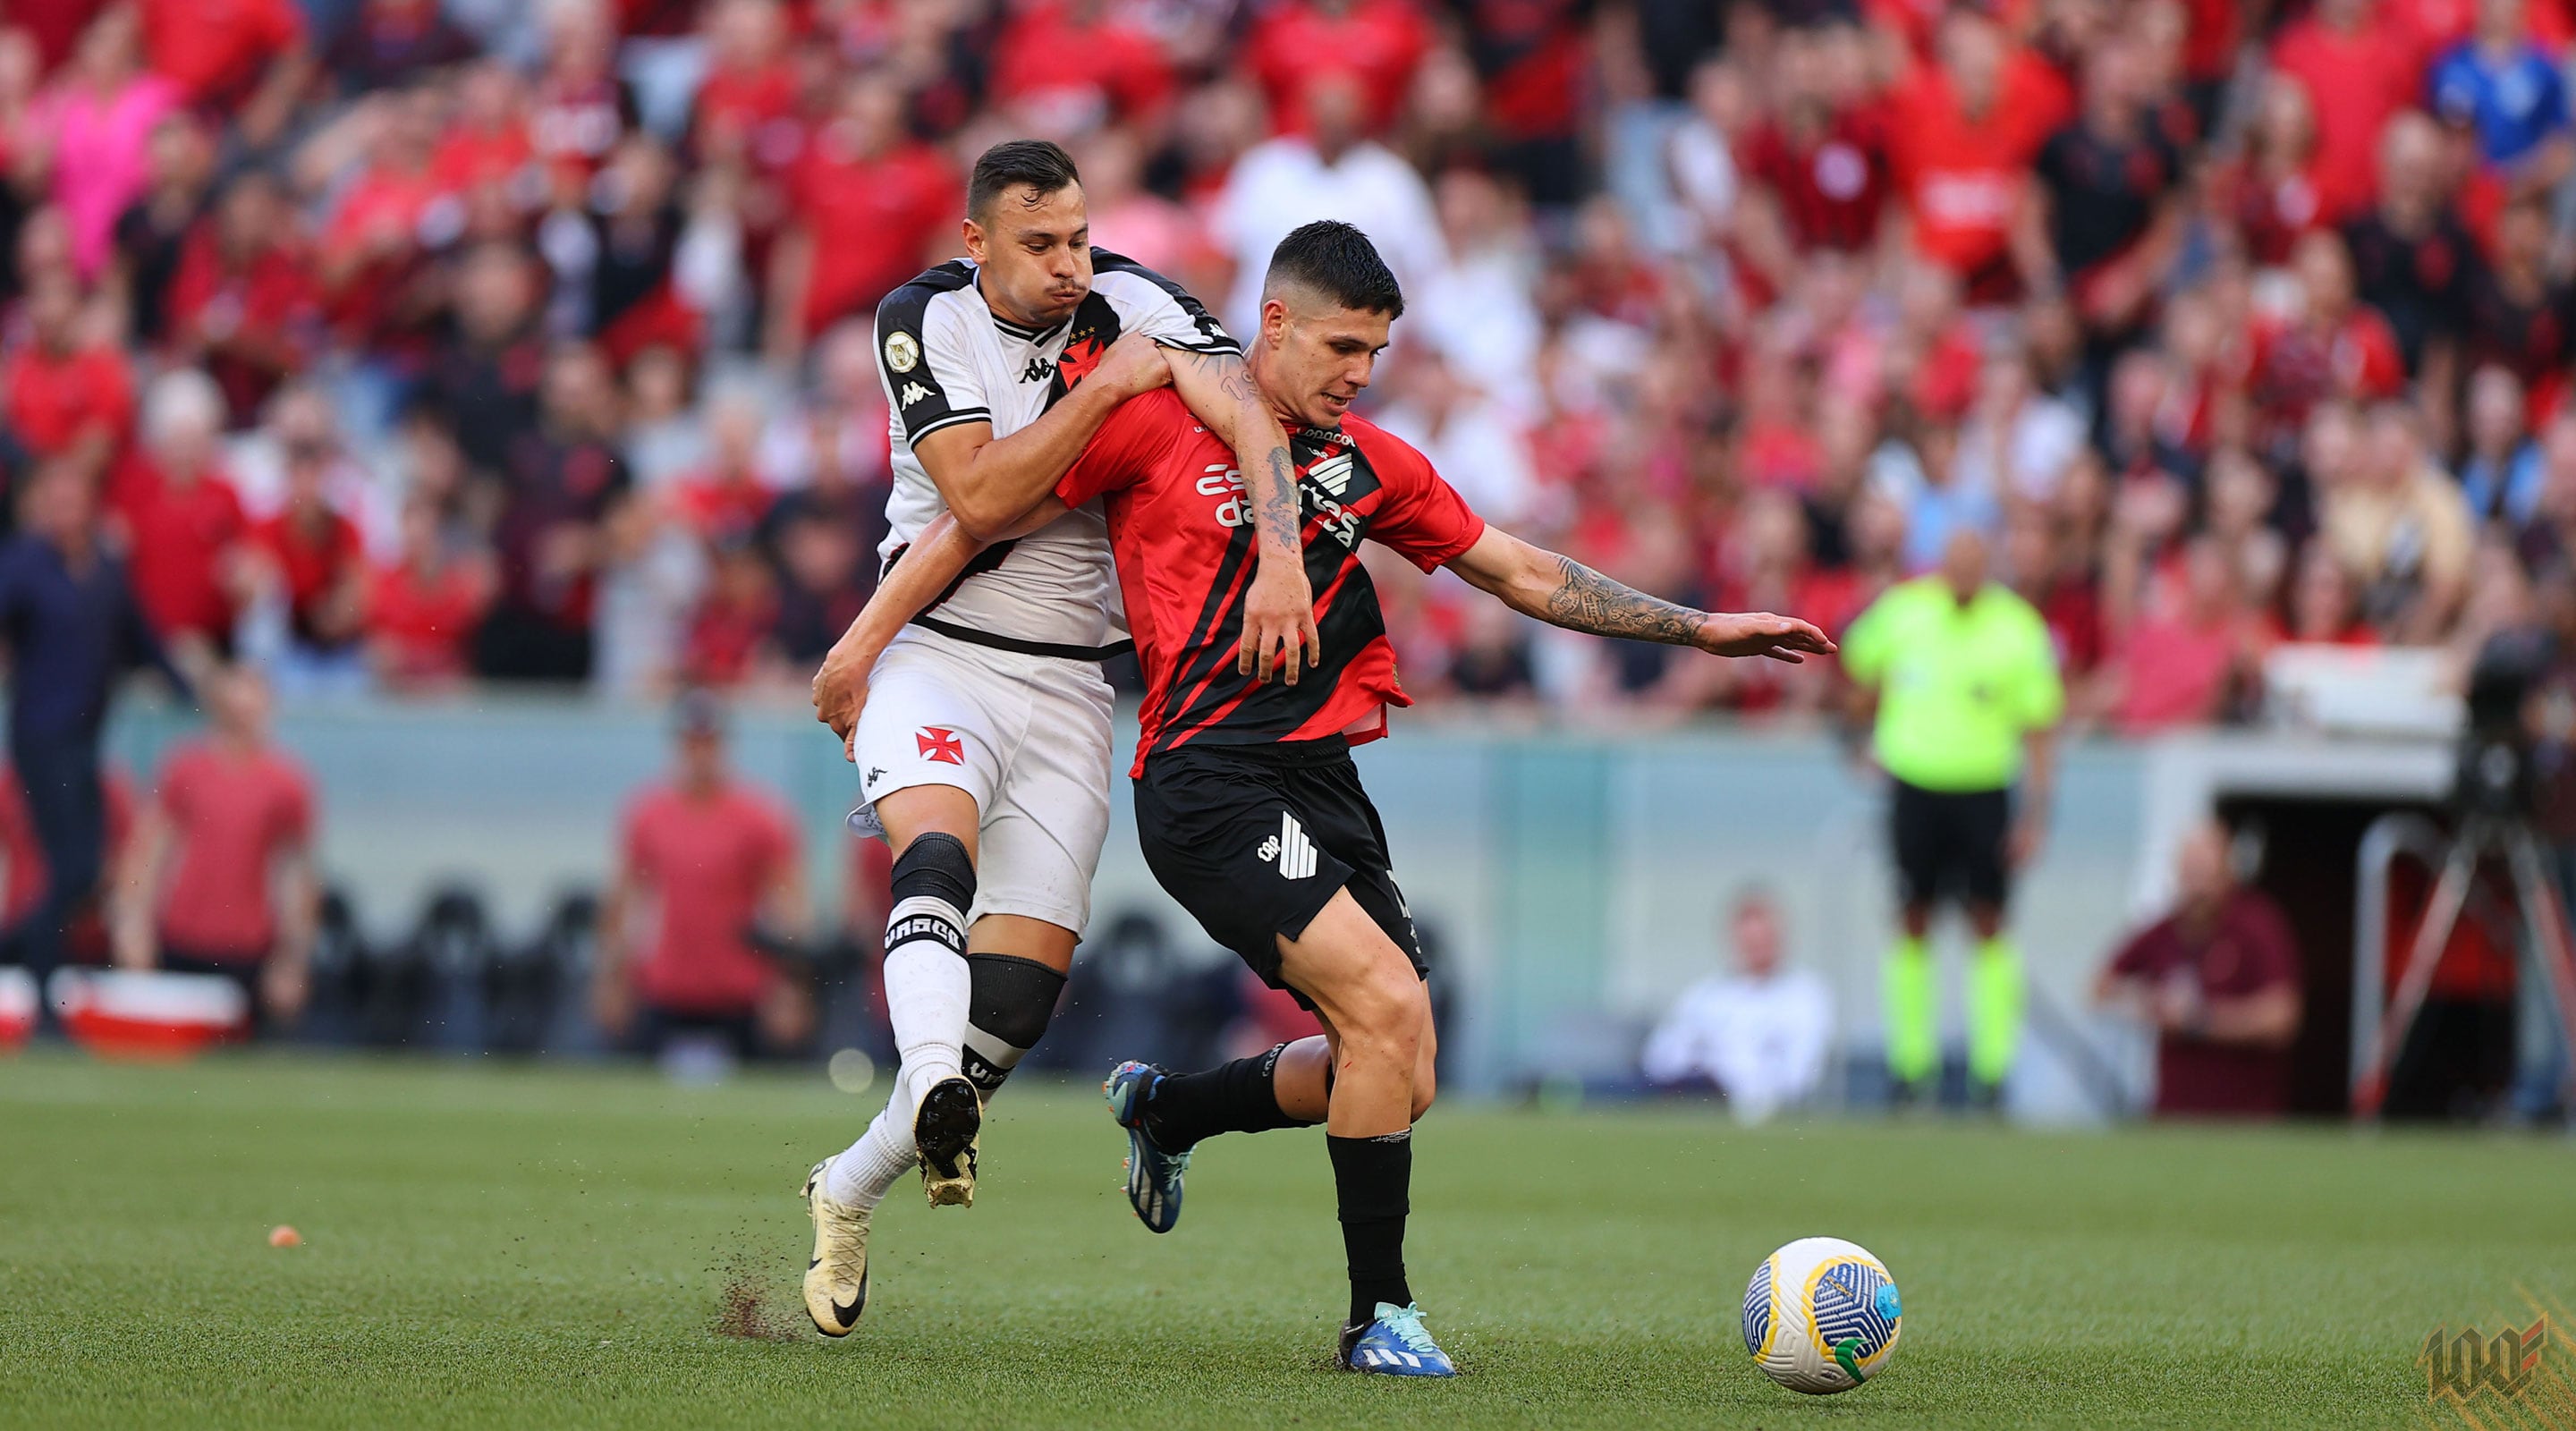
[873,251,1238,653]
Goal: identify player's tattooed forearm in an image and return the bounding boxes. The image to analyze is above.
[1258,446,1300,547]
[1541,555,1707,645]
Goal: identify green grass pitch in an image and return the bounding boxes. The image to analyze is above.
[1,1052,2563,1429]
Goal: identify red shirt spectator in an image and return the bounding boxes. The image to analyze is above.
[617,764,800,1016]
[988,0,1174,132]
[249,496,368,651]
[4,276,137,471]
[165,175,325,425]
[112,453,248,646]
[365,504,496,688]
[137,0,304,111]
[147,735,316,961]
[1249,0,1431,136]
[783,89,952,339]
[2269,2,2421,221]
[2100,843,2304,1117]
[1741,104,1893,255]
[1886,47,2070,293]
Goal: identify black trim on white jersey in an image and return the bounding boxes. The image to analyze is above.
[1093,248,1240,355]
[989,312,1060,343]
[876,260,976,443]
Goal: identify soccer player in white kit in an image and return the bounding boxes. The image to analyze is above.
[797,140,1317,1336]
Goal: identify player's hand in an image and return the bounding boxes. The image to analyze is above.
[1697,613,1836,664]
[260,959,309,1024]
[811,644,876,756]
[1239,555,1321,684]
[2007,811,2048,870]
[592,974,636,1039]
[1093,330,1174,402]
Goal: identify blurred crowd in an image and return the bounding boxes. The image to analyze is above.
[13,0,2576,726]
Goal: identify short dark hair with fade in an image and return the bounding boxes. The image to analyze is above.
[1263,220,1404,318]
[968,140,1081,224]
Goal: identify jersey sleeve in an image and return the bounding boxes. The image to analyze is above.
[1093,256,1239,355]
[877,280,989,445]
[1355,425,1487,572]
[1056,391,1183,508]
[2011,602,2067,730]
[276,762,316,848]
[1838,589,1898,686]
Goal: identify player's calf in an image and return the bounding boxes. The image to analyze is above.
[881,830,980,1205]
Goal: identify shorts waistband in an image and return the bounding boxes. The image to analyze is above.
[1148,734,1352,772]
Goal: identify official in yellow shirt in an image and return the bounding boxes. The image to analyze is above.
[1841,529,2063,1108]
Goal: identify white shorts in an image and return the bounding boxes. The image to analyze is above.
[847,626,1115,936]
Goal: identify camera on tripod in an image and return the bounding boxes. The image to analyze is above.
[2453,627,2554,820]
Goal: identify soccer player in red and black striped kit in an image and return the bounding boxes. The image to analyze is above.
[831,221,1832,1373]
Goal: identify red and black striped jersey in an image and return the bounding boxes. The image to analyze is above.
[1055,389,1487,774]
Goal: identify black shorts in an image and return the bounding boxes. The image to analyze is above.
[1889,780,2013,910]
[1133,740,1427,1012]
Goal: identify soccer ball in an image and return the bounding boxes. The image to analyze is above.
[1742,1237,1902,1393]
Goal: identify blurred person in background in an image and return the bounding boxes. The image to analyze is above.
[2323,401,2472,643]
[2267,0,2419,224]
[1842,529,2063,1108]
[1215,72,1445,337]
[476,342,633,683]
[1640,887,1835,1125]
[2095,819,2302,1117]
[766,72,950,366]
[2457,365,2543,526]
[163,168,326,428]
[2341,112,2469,408]
[0,763,136,969]
[0,462,191,1007]
[4,268,136,487]
[592,694,809,1062]
[245,436,371,693]
[107,368,252,663]
[365,495,496,691]
[2426,0,2573,193]
[110,113,216,351]
[32,5,179,284]
[112,665,318,1030]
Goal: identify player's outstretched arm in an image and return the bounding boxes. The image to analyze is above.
[917,332,1173,540]
[1165,347,1321,685]
[809,505,1068,751]
[1445,527,1836,662]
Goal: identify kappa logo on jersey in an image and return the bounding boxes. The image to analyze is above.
[1255,812,1318,879]
[1021,356,1056,385]
[916,726,965,765]
[885,330,920,373]
[899,381,932,408]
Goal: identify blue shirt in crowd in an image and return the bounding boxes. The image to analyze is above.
[0,534,186,744]
[2429,42,2571,169]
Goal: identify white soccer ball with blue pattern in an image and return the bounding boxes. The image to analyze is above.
[1742,1236,1902,1393]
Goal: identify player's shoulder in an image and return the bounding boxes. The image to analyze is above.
[1089,249,1238,352]
[874,259,976,338]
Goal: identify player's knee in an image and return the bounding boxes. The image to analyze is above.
[1335,966,1428,1066]
[1410,1062,1437,1121]
[891,831,976,915]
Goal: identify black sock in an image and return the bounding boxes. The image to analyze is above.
[1143,1042,1317,1150]
[1326,1130,1412,1327]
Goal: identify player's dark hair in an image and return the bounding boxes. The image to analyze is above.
[968,140,1081,224]
[1264,220,1404,318]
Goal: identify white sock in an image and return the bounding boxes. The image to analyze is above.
[881,896,970,1103]
[826,1097,919,1208]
